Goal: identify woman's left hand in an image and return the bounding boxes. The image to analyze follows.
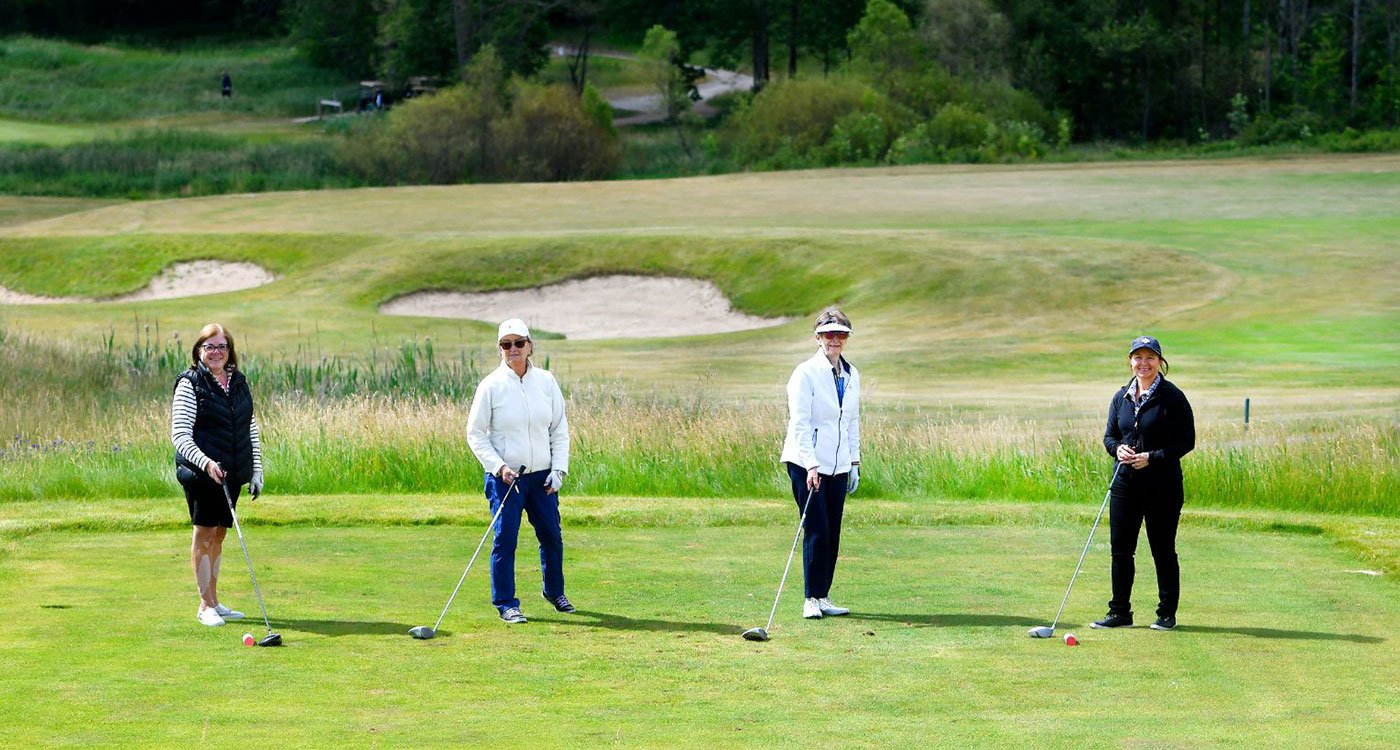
[1125,452,1150,470]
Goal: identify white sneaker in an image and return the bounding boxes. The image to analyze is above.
[213,604,245,620]
[803,598,823,619]
[817,598,850,616]
[197,607,226,627]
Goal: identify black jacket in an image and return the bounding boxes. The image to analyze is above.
[1103,376,1195,502]
[174,366,255,487]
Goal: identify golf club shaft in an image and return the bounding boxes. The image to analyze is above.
[223,481,274,635]
[762,485,817,633]
[1048,463,1123,631]
[430,470,524,632]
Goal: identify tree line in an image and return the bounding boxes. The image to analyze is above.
[3,0,1397,140]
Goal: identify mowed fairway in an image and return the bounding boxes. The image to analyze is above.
[1,499,1396,748]
[1,156,1397,747]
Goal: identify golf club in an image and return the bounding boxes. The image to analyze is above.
[1027,463,1124,639]
[410,466,526,640]
[221,479,282,647]
[742,485,817,642]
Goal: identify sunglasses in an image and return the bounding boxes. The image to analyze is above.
[499,338,530,350]
[820,331,848,340]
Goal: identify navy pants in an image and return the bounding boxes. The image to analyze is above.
[485,470,565,612]
[1107,485,1181,619]
[786,462,849,600]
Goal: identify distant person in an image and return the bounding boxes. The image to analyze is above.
[466,319,573,624]
[171,323,264,627]
[1095,335,1195,631]
[221,72,232,99]
[780,307,862,620]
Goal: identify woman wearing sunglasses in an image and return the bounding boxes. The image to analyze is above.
[171,323,264,627]
[466,318,574,624]
[780,307,862,620]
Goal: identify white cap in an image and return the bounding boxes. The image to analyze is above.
[498,318,531,341]
[814,321,853,334]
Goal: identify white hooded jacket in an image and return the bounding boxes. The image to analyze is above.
[466,361,570,476]
[780,348,861,474]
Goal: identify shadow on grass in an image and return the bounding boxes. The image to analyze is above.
[848,613,1384,643]
[1174,625,1384,643]
[530,609,738,635]
[847,612,1044,628]
[274,618,421,637]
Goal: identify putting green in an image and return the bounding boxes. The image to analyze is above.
[0,506,1394,748]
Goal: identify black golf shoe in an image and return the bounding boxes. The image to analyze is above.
[1090,612,1133,629]
[1150,616,1177,631]
[546,594,576,613]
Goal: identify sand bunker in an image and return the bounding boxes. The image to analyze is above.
[381,275,788,340]
[0,260,276,305]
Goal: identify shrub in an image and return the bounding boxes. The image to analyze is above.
[927,103,989,151]
[724,76,890,166]
[825,110,892,163]
[1237,109,1323,145]
[496,83,622,181]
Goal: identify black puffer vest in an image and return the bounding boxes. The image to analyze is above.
[174,365,255,486]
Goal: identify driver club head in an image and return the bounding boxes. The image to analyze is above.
[1027,626,1055,638]
[409,626,436,640]
[741,627,770,642]
[258,633,282,647]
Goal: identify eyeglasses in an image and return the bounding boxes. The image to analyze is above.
[820,331,848,340]
[499,339,530,350]
[201,344,229,352]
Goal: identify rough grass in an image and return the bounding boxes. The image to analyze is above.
[0,36,357,122]
[0,502,1395,748]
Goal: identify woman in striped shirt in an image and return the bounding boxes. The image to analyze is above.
[171,323,263,627]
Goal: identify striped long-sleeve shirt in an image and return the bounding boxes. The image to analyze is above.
[171,377,262,473]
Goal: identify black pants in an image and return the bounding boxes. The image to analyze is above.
[1108,486,1181,619]
[786,462,848,600]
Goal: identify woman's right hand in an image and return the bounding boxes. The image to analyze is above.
[206,461,225,485]
[1116,444,1137,463]
[499,465,519,485]
[806,467,821,492]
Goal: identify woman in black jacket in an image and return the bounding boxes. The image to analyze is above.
[171,323,264,627]
[1094,335,1195,631]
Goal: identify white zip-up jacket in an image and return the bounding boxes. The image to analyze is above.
[466,361,570,476]
[780,348,861,474]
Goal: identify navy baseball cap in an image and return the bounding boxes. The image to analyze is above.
[1128,336,1163,356]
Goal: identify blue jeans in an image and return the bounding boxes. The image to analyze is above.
[786,462,849,600]
[486,470,565,611]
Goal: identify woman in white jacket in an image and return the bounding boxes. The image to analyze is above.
[780,307,861,620]
[466,319,573,624]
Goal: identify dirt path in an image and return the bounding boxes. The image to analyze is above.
[553,47,753,126]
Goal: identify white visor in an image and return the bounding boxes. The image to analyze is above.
[814,322,853,334]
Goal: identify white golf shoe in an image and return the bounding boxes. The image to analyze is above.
[213,604,245,620]
[803,598,823,619]
[817,598,850,616]
[197,607,226,627]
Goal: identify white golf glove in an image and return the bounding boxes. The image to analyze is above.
[250,470,264,499]
[545,470,565,493]
[847,465,859,495]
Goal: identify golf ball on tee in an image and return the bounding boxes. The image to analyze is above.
[1064,633,1077,646]
[242,633,255,647]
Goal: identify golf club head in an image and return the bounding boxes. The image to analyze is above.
[1027,626,1055,638]
[409,626,436,640]
[741,627,770,642]
[258,633,282,647]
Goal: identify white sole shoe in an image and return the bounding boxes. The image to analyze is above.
[802,598,823,619]
[214,604,245,620]
[197,608,226,627]
[817,598,850,616]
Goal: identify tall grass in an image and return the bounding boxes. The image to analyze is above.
[0,37,357,122]
[0,129,359,198]
[1,337,1394,515]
